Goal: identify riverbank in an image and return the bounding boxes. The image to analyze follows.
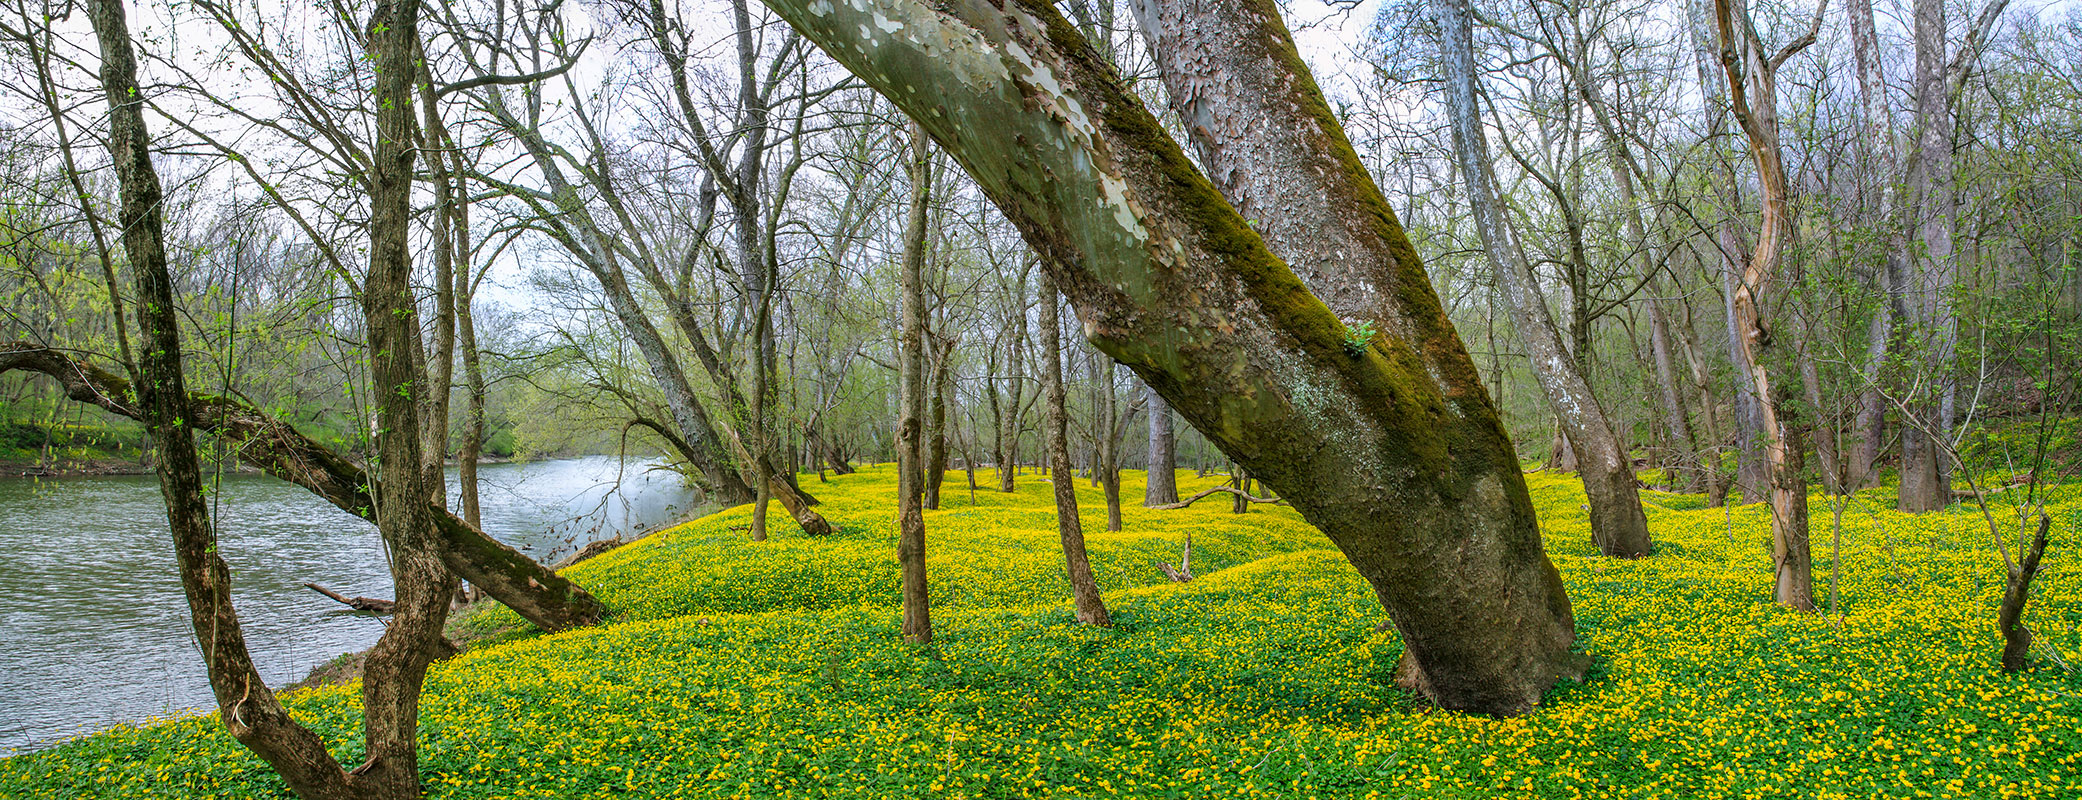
[3,466,2078,798]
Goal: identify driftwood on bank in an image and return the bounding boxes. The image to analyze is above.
[1150,484,1285,510]
[302,582,396,614]
[1,342,604,631]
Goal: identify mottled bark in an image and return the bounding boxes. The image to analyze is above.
[1041,273,1111,625]
[996,264,1029,492]
[765,0,1579,714]
[896,122,933,644]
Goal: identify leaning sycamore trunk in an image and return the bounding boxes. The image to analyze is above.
[1411,0,1651,558]
[764,0,1579,714]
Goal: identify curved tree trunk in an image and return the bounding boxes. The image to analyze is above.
[1041,274,1112,625]
[765,0,1580,713]
[83,4,361,794]
[1710,0,1817,611]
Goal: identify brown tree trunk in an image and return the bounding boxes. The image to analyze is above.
[925,335,953,509]
[997,264,1029,492]
[84,4,360,795]
[1041,272,1111,625]
[767,0,1581,714]
[1999,514,2051,671]
[355,0,462,790]
[896,122,933,644]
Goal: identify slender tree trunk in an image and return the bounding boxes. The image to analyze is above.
[1041,272,1111,625]
[1143,385,1177,505]
[1419,0,1651,557]
[926,336,952,509]
[1649,302,1702,490]
[998,265,1028,492]
[1711,0,1816,610]
[896,122,933,644]
[84,4,359,795]
[769,0,1582,713]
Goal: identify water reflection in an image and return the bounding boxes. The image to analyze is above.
[0,456,702,754]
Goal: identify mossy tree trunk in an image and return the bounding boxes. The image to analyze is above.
[896,122,933,644]
[761,0,1580,713]
[83,3,361,795]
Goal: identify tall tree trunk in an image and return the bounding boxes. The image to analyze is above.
[1649,302,1702,490]
[1846,0,1896,490]
[1899,0,1957,513]
[84,4,361,795]
[1041,273,1111,625]
[1711,0,1817,611]
[896,122,933,644]
[926,336,953,509]
[1418,0,1651,557]
[998,264,1029,492]
[769,0,1581,714]
[1143,384,1177,505]
[355,0,462,790]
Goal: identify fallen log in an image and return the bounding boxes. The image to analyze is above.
[303,583,396,614]
[1151,484,1285,510]
[2,342,604,631]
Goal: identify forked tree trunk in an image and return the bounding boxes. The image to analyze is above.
[896,122,933,644]
[767,0,1579,714]
[85,4,360,795]
[1041,273,1111,625]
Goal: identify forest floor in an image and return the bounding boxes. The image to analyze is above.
[3,465,2079,798]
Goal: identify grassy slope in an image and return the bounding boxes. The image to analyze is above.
[3,466,2079,799]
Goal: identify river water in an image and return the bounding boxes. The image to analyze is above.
[0,456,705,754]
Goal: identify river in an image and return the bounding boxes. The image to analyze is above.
[0,456,707,755]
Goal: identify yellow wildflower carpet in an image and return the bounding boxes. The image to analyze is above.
[3,466,2077,798]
